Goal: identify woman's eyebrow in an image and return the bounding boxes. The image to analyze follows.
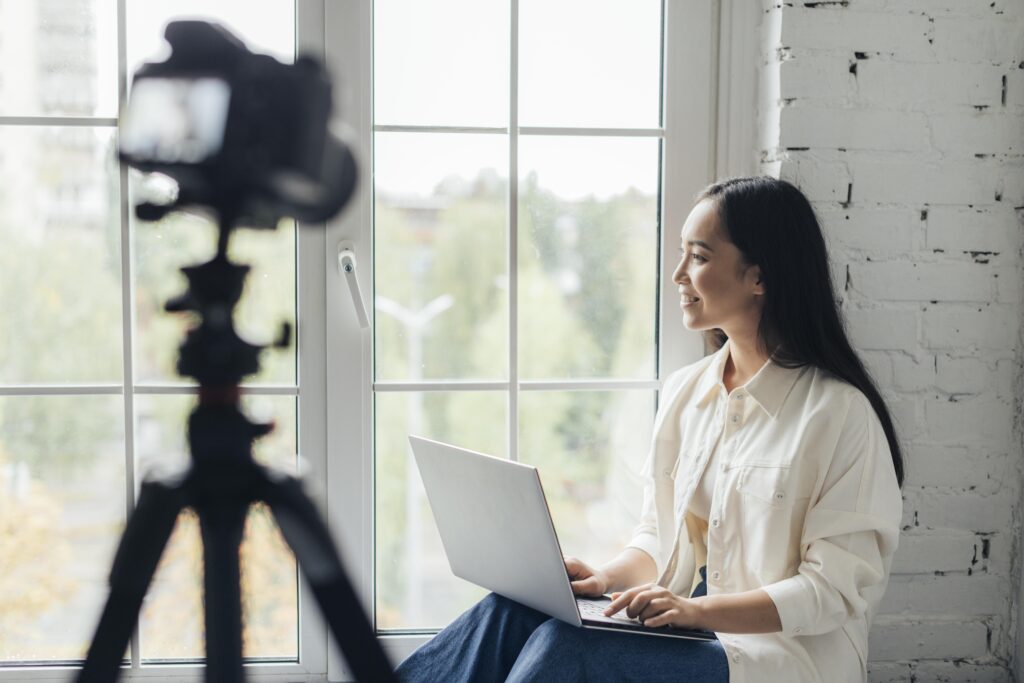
[685,239,715,252]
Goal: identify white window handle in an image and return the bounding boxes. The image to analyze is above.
[337,242,370,329]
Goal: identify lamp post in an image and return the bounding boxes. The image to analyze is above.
[374,293,453,624]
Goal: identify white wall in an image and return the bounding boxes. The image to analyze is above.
[757,1,1024,680]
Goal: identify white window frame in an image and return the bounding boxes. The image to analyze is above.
[322,1,760,679]
[0,0,331,680]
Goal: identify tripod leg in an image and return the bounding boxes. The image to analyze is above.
[76,479,185,683]
[263,474,398,683]
[197,500,248,683]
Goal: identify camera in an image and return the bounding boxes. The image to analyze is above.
[119,20,357,226]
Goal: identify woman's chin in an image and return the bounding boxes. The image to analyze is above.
[680,309,713,331]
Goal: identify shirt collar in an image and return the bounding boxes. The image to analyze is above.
[693,339,804,419]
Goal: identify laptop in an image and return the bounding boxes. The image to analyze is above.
[408,435,717,641]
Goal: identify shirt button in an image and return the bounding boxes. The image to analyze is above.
[711,518,720,528]
[711,570,721,581]
[774,491,785,500]
[732,652,741,663]
[793,627,803,635]
[731,414,740,423]
[734,393,745,400]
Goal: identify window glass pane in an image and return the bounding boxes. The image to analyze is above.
[374,391,505,630]
[125,0,295,80]
[518,136,658,380]
[374,0,508,127]
[0,126,123,384]
[132,204,297,386]
[0,395,125,663]
[134,394,298,661]
[518,390,654,568]
[375,133,508,382]
[519,0,661,129]
[0,0,118,117]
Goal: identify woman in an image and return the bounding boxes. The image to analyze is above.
[397,177,904,682]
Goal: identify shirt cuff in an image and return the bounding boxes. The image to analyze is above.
[625,533,662,578]
[761,574,814,637]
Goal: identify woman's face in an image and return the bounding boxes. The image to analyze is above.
[671,198,764,336]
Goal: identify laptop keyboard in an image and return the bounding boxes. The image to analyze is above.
[576,598,640,624]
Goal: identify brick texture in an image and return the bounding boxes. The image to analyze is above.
[758,0,1024,679]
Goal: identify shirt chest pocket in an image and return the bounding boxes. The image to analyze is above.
[735,464,808,508]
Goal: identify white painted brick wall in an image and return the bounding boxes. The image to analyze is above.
[758,0,1024,679]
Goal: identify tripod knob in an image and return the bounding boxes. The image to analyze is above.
[275,322,292,349]
[136,201,174,222]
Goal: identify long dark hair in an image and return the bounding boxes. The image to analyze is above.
[697,176,904,487]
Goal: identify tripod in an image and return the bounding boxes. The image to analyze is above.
[76,217,397,683]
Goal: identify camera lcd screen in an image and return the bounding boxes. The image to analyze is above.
[120,77,231,165]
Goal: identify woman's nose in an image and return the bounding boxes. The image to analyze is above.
[673,259,688,284]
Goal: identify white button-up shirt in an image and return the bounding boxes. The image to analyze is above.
[627,340,903,683]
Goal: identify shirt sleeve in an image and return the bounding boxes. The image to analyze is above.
[761,391,903,637]
[625,483,663,576]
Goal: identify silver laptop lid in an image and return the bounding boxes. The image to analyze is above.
[408,435,581,626]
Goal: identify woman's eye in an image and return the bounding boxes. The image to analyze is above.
[678,248,707,263]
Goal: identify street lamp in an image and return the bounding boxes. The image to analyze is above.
[374,293,453,624]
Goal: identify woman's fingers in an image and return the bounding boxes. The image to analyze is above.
[565,557,609,597]
[642,608,680,628]
[637,596,674,622]
[626,589,664,619]
[603,584,648,616]
[570,575,598,595]
[606,586,674,619]
[604,584,665,618]
[604,586,693,629]
[563,556,595,582]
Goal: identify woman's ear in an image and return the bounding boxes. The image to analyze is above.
[750,266,765,296]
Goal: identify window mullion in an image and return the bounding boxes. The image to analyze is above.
[0,116,118,127]
[374,124,507,135]
[519,126,663,138]
[113,0,143,669]
[658,0,716,377]
[508,0,520,464]
[323,0,374,677]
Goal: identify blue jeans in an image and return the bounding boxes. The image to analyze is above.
[396,567,728,683]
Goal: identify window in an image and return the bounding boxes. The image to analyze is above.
[0,1,328,679]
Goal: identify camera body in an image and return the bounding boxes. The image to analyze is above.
[119,20,356,226]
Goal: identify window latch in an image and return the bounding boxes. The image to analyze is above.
[337,241,370,329]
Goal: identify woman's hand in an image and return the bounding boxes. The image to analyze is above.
[563,556,610,597]
[603,583,704,629]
